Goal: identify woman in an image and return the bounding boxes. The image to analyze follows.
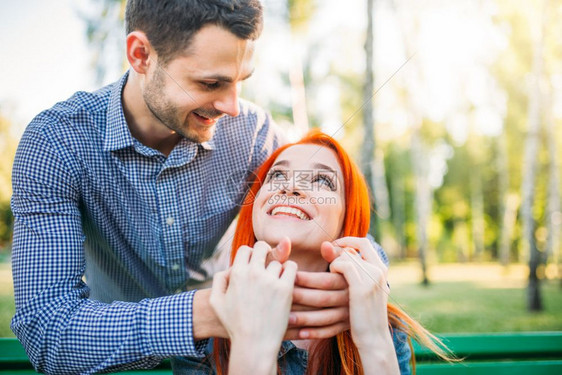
[176,130,451,374]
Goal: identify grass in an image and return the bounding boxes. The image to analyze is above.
[0,262,560,338]
[388,262,562,333]
[0,262,14,337]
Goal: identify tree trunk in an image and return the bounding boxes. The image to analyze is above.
[361,0,377,237]
[500,193,520,266]
[411,131,431,285]
[545,87,561,279]
[391,173,407,259]
[470,165,485,261]
[521,2,544,312]
[372,149,391,220]
[389,0,429,280]
[289,42,309,136]
[498,131,515,266]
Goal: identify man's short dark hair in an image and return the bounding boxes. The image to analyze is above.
[126,0,263,65]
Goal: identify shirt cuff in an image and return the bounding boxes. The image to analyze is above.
[144,290,207,358]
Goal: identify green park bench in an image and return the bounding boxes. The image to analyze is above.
[414,331,562,374]
[1,331,561,374]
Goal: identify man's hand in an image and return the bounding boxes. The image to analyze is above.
[193,288,228,340]
[285,241,352,340]
[286,270,350,339]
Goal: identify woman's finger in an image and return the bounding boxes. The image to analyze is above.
[267,260,283,276]
[320,241,341,263]
[330,253,363,286]
[333,236,386,269]
[268,236,292,264]
[280,260,297,283]
[251,241,271,266]
[209,270,228,309]
[332,251,390,296]
[232,245,252,267]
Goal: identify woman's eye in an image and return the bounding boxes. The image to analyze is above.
[267,169,288,182]
[313,174,336,190]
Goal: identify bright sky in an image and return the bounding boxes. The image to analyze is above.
[0,0,95,136]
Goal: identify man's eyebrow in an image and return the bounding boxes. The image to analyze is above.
[200,68,255,83]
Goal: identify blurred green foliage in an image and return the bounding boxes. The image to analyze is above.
[1,0,561,270]
[0,113,15,255]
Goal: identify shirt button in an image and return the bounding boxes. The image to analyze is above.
[166,217,174,226]
[171,263,180,271]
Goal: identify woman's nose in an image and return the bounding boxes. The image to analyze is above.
[280,176,307,196]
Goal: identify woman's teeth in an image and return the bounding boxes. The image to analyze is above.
[270,206,310,220]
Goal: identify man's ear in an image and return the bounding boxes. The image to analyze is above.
[126,31,152,74]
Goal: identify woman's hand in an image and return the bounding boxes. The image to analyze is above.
[327,237,400,374]
[210,240,297,374]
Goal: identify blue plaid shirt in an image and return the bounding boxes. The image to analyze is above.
[11,72,284,374]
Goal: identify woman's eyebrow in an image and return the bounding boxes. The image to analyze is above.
[271,160,289,168]
[312,163,336,174]
[271,160,337,175]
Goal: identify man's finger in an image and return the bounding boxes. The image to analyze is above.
[292,286,348,307]
[288,306,349,327]
[290,303,317,312]
[283,327,301,341]
[295,270,347,290]
[298,322,350,340]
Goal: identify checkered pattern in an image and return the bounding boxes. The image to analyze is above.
[10,72,284,374]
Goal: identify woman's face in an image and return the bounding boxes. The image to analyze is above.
[252,144,346,254]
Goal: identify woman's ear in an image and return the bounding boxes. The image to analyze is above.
[126,31,152,74]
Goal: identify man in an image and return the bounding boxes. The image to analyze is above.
[11,1,360,373]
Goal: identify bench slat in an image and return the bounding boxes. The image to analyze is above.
[2,332,562,373]
[0,338,28,362]
[413,331,562,360]
[416,360,562,375]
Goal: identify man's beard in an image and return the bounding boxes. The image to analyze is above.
[143,68,222,143]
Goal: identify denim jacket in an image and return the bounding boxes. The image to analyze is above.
[171,328,412,374]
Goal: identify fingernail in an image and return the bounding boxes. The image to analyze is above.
[289,313,296,324]
[300,330,309,339]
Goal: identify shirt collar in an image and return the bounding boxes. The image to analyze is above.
[200,140,215,150]
[103,71,135,152]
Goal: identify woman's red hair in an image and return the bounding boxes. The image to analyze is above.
[214,130,452,374]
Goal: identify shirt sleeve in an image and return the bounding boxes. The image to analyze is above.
[10,120,204,374]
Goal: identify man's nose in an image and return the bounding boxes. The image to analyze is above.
[214,84,240,117]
